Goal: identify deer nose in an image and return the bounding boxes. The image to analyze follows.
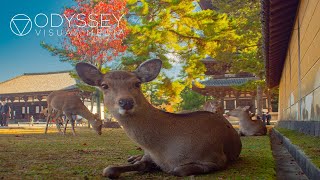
[118,98,134,110]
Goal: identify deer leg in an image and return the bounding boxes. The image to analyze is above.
[71,117,76,136]
[103,154,158,178]
[63,117,69,135]
[127,155,143,164]
[171,162,225,177]
[44,114,51,134]
[53,111,63,134]
[103,160,155,179]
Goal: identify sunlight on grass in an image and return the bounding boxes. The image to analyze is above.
[276,128,320,169]
[0,128,275,179]
[0,127,57,135]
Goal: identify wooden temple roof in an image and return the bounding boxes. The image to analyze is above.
[0,71,77,95]
[262,0,299,88]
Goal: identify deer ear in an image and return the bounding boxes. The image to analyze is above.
[135,59,162,82]
[76,63,102,86]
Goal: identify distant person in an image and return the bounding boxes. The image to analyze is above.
[261,112,266,125]
[1,102,10,127]
[30,115,35,126]
[0,101,3,126]
[266,112,271,125]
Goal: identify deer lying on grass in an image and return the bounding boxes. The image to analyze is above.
[226,106,267,136]
[76,59,242,178]
[44,91,103,135]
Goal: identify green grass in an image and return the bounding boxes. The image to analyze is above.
[276,128,320,169]
[0,127,275,179]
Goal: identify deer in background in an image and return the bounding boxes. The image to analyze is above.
[76,59,242,178]
[44,91,103,135]
[226,106,267,136]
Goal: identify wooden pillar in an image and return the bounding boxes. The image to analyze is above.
[235,91,240,108]
[8,97,15,120]
[37,95,43,119]
[23,96,28,120]
[219,91,225,114]
[251,91,257,114]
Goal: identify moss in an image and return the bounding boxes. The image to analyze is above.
[0,127,275,179]
[276,128,320,169]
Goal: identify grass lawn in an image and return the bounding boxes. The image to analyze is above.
[276,128,320,169]
[0,127,275,179]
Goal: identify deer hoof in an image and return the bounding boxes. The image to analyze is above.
[103,166,120,179]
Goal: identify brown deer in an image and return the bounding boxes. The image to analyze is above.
[76,59,242,178]
[44,91,103,135]
[226,106,267,136]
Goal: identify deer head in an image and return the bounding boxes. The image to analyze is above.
[226,106,251,118]
[76,59,162,119]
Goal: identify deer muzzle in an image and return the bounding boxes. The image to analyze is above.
[118,98,134,110]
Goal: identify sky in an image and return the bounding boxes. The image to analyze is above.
[0,0,75,82]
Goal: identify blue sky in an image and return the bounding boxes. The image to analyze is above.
[0,0,75,82]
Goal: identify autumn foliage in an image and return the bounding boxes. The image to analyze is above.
[63,0,129,65]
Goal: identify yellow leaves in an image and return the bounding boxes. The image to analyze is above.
[194,81,205,88]
[126,0,137,5]
[140,0,149,15]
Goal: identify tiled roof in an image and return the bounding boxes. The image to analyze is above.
[201,77,257,87]
[0,71,76,94]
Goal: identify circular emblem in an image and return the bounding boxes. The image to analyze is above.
[10,14,32,36]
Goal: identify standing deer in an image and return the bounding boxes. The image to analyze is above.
[44,91,103,135]
[226,106,267,136]
[76,59,242,178]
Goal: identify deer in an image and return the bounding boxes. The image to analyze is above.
[76,59,242,178]
[226,106,267,136]
[44,90,103,135]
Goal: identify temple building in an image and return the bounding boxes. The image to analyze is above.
[193,57,272,114]
[0,71,98,121]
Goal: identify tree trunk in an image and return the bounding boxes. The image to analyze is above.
[256,85,263,116]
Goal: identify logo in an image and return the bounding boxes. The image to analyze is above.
[10,14,32,36]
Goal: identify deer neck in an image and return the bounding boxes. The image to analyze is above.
[78,107,96,123]
[238,112,253,125]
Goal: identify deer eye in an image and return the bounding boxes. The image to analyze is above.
[135,82,141,88]
[101,84,109,89]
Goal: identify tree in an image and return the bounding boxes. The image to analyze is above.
[180,88,206,111]
[42,0,129,117]
[124,0,240,111]
[210,0,270,115]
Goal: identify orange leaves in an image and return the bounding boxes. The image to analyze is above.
[63,0,129,64]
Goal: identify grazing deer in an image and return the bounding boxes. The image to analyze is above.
[44,91,103,135]
[226,106,267,136]
[76,59,242,178]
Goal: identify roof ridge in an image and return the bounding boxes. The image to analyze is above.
[0,70,72,85]
[0,75,24,85]
[23,70,72,76]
